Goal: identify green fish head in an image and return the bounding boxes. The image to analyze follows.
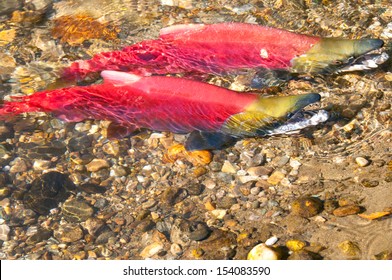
[291,38,388,74]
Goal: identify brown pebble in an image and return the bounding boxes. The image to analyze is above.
[291,196,324,218]
[333,205,361,217]
[338,240,361,258]
[360,179,379,188]
[193,166,208,177]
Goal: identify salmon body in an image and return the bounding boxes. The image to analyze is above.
[0,71,326,150]
[62,23,387,81]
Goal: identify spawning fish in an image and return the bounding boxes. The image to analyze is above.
[62,23,388,82]
[0,71,328,150]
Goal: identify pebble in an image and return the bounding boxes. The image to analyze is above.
[247,166,273,177]
[355,157,370,167]
[0,224,10,241]
[142,200,157,210]
[32,160,51,171]
[267,170,286,185]
[247,243,281,260]
[289,159,302,169]
[265,236,278,246]
[81,218,106,236]
[288,250,320,260]
[26,228,52,245]
[216,197,237,209]
[203,179,216,189]
[170,243,182,256]
[9,157,28,173]
[161,187,188,206]
[186,184,204,195]
[210,209,227,220]
[193,166,208,177]
[102,142,120,156]
[221,160,238,173]
[333,205,361,217]
[61,198,94,222]
[360,179,379,188]
[338,241,361,258]
[0,188,10,200]
[189,223,211,241]
[140,242,163,258]
[205,201,216,211]
[291,196,324,218]
[86,159,110,172]
[54,224,83,243]
[373,250,392,260]
[286,240,306,251]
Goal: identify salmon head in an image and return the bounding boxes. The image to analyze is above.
[222,93,328,137]
[291,38,389,74]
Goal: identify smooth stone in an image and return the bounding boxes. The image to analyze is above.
[203,179,216,189]
[267,170,286,185]
[140,242,163,258]
[288,250,321,260]
[289,159,302,169]
[291,196,324,218]
[61,198,94,222]
[186,184,204,196]
[86,159,110,172]
[338,241,361,258]
[210,209,227,220]
[221,160,238,174]
[170,243,183,256]
[0,224,10,241]
[54,224,83,243]
[189,223,211,241]
[26,228,52,245]
[333,205,361,217]
[247,243,281,260]
[81,218,106,236]
[286,240,306,251]
[142,199,158,210]
[161,187,188,206]
[355,157,370,167]
[32,160,51,171]
[216,197,237,209]
[247,166,273,177]
[9,157,28,173]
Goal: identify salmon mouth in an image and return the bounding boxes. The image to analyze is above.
[336,50,389,73]
[267,109,329,135]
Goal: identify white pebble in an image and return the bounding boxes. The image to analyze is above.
[355,157,370,167]
[265,236,278,246]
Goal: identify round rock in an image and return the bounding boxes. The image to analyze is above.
[23,171,76,215]
[291,196,324,218]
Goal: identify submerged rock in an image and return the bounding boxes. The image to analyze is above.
[23,172,76,215]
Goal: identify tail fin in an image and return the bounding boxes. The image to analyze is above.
[0,96,42,120]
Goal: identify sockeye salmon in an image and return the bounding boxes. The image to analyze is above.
[0,71,328,150]
[62,23,388,83]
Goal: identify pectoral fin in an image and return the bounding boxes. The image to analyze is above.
[185,131,237,151]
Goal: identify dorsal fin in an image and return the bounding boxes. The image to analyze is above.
[101,71,141,86]
[160,24,205,37]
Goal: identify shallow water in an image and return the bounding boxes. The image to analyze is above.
[0,0,391,260]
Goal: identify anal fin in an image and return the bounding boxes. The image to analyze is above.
[185,131,237,151]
